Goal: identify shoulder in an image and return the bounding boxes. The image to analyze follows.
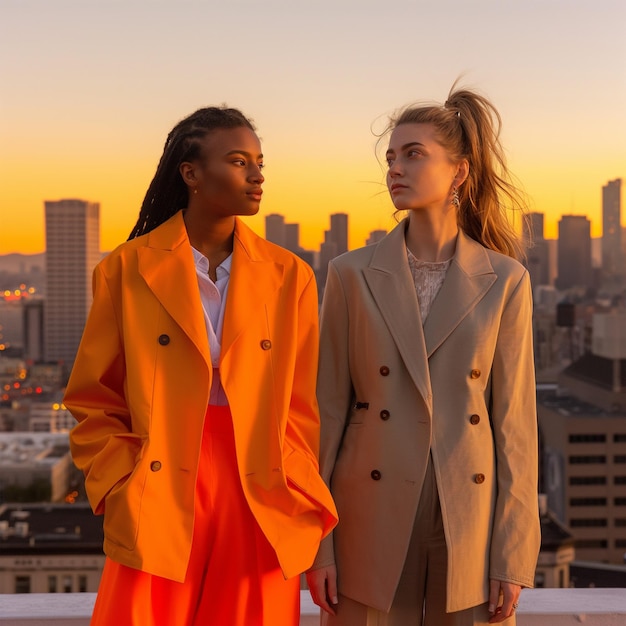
[483,247,528,283]
[329,244,376,273]
[234,218,314,280]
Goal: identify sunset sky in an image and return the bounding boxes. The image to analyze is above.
[1,0,624,255]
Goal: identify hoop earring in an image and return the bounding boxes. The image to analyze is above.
[451,187,460,208]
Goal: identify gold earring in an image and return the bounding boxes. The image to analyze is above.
[451,187,460,208]
[193,188,198,195]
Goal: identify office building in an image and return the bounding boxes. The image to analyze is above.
[329,213,348,257]
[538,312,626,565]
[366,229,387,246]
[524,212,550,287]
[602,179,622,278]
[0,502,104,594]
[265,213,286,247]
[556,215,592,290]
[44,199,100,367]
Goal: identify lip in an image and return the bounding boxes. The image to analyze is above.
[247,188,263,201]
[390,184,408,193]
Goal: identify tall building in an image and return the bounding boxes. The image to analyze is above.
[265,213,285,247]
[366,229,387,246]
[524,212,550,287]
[329,213,348,256]
[538,312,626,565]
[556,215,592,291]
[602,178,622,278]
[44,199,100,367]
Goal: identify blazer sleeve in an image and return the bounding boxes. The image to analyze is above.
[312,260,355,569]
[64,263,144,516]
[489,269,541,587]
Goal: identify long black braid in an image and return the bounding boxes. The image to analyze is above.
[128,107,256,240]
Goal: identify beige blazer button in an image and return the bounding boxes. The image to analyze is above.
[260,340,272,350]
[474,473,485,484]
[379,366,390,376]
[150,461,162,472]
[470,369,481,379]
[370,470,382,480]
[380,410,390,421]
[158,334,170,346]
[469,414,480,425]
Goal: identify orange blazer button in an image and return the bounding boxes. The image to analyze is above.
[158,334,170,346]
[470,369,481,379]
[474,473,485,484]
[469,414,480,425]
[150,461,162,472]
[260,339,272,350]
[370,469,382,480]
[379,366,390,376]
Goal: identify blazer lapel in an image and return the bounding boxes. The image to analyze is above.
[220,219,283,360]
[363,219,432,406]
[423,230,497,357]
[136,211,211,365]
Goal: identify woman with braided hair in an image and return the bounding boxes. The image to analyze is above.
[307,84,540,625]
[64,106,337,626]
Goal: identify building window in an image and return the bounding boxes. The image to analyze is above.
[48,575,57,593]
[570,476,606,485]
[78,575,88,592]
[614,455,626,464]
[616,498,626,506]
[616,539,626,548]
[534,571,545,588]
[616,519,626,527]
[569,434,606,443]
[576,539,608,549]
[15,576,31,593]
[62,575,72,593]
[569,497,607,506]
[614,434,626,442]
[568,456,607,464]
[569,518,608,527]
[616,477,626,485]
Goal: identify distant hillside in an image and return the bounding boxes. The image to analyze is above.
[0,253,46,274]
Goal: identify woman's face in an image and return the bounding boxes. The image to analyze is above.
[385,123,459,213]
[185,126,265,219]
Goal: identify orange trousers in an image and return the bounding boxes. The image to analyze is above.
[90,405,300,626]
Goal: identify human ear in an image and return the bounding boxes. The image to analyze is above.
[179,161,199,188]
[454,159,469,187]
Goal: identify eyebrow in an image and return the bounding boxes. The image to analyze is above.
[225,149,264,159]
[385,141,425,156]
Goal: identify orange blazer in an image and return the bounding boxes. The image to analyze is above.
[64,211,337,582]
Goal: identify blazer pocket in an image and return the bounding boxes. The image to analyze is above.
[102,460,149,551]
[283,445,325,516]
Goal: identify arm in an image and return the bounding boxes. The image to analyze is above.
[64,263,144,515]
[282,269,337,532]
[489,270,540,588]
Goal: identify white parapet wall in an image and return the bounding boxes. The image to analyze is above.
[1,589,626,625]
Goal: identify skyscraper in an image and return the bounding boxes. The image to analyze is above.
[602,178,622,278]
[265,213,285,247]
[329,213,348,256]
[523,212,550,287]
[556,215,592,291]
[44,199,100,367]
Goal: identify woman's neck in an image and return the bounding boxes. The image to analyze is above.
[183,210,235,280]
[405,209,458,262]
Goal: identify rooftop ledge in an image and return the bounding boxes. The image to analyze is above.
[0,589,625,625]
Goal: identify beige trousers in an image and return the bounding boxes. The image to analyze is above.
[322,457,515,626]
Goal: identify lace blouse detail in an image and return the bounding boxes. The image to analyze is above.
[406,248,452,323]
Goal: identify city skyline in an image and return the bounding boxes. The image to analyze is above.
[1,1,625,255]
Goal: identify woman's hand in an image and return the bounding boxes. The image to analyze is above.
[306,565,339,616]
[488,579,521,622]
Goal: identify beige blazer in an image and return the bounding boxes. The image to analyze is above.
[313,218,540,612]
[65,211,337,582]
